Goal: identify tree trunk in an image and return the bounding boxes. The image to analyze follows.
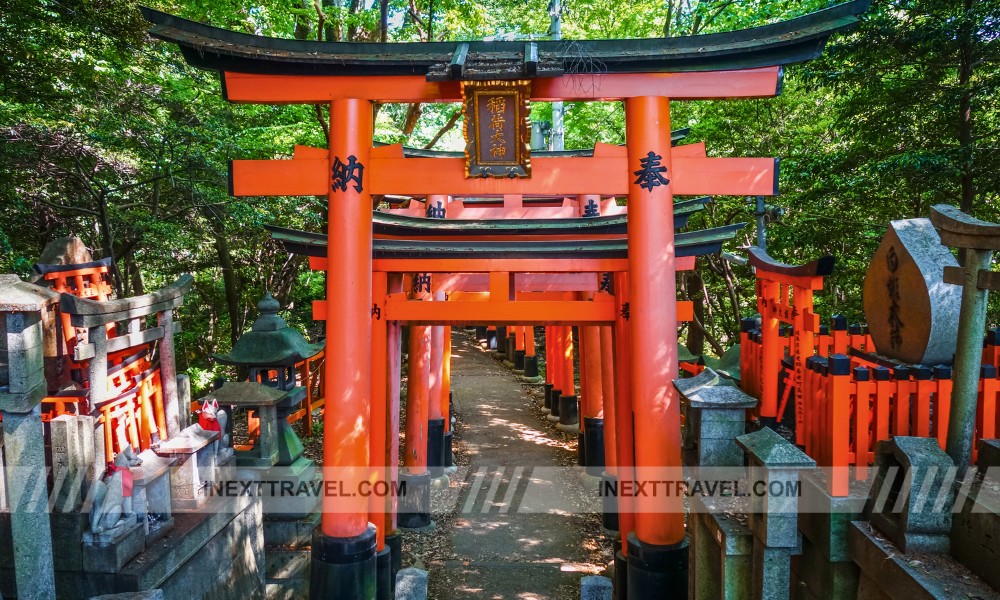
[95,192,124,297]
[380,0,389,42]
[686,270,705,356]
[957,0,975,213]
[212,225,242,348]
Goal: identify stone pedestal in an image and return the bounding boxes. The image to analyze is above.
[129,450,175,544]
[201,382,288,468]
[49,414,99,512]
[793,472,864,600]
[675,368,756,467]
[736,428,815,600]
[82,521,145,574]
[153,425,220,510]
[690,495,752,600]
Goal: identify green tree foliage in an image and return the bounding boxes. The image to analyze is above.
[1,0,996,382]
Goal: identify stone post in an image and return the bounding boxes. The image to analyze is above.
[158,309,181,439]
[735,427,815,600]
[674,368,757,467]
[0,275,59,600]
[930,204,1000,473]
[176,373,192,430]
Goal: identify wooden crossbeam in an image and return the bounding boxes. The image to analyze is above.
[222,67,782,104]
[230,155,777,198]
[308,256,629,273]
[312,298,692,324]
[308,257,695,273]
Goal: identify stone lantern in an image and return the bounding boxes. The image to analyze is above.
[212,294,322,468]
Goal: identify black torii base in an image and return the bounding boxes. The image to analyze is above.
[309,525,377,600]
[626,533,688,599]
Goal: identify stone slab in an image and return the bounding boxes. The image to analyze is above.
[979,439,1000,468]
[116,496,257,591]
[152,427,218,455]
[83,521,146,574]
[674,368,723,397]
[950,474,1000,591]
[263,512,319,548]
[847,520,997,600]
[1,408,57,599]
[396,567,428,600]
[0,275,59,312]
[264,579,308,600]
[797,472,866,562]
[90,591,164,600]
[580,575,612,600]
[793,536,859,600]
[737,428,816,469]
[752,542,794,600]
[264,548,310,580]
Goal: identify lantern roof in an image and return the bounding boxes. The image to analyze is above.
[213,294,322,367]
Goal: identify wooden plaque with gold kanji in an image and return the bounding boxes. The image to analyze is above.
[462,80,531,179]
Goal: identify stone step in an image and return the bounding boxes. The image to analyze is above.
[263,513,319,547]
[264,548,311,580]
[265,579,309,600]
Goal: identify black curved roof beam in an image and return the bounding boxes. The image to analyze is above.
[370,197,710,237]
[747,246,835,277]
[267,223,745,260]
[141,2,868,79]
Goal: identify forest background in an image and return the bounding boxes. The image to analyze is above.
[1,0,997,391]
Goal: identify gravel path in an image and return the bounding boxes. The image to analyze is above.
[415,329,608,600]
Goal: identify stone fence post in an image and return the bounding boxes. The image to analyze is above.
[736,427,815,600]
[0,275,58,600]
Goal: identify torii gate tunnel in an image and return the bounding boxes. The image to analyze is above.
[143,2,868,597]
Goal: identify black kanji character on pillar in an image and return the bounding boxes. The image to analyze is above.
[633,151,670,192]
[332,155,364,193]
[620,302,630,321]
[426,200,446,219]
[413,273,432,294]
[583,199,600,218]
[372,304,381,320]
[599,272,612,292]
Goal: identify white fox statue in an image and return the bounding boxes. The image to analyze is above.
[89,444,142,536]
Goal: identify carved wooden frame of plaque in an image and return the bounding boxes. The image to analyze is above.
[461,80,532,179]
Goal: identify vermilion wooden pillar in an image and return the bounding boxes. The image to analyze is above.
[758,279,781,420]
[384,274,404,576]
[441,324,453,470]
[581,323,605,474]
[546,326,562,422]
[543,326,555,414]
[561,325,576,399]
[369,271,388,550]
[312,98,376,599]
[368,271,394,593]
[399,322,432,528]
[428,292,446,476]
[600,324,617,472]
[612,273,635,550]
[623,96,688,594]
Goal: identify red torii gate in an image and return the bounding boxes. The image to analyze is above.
[143,2,868,597]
